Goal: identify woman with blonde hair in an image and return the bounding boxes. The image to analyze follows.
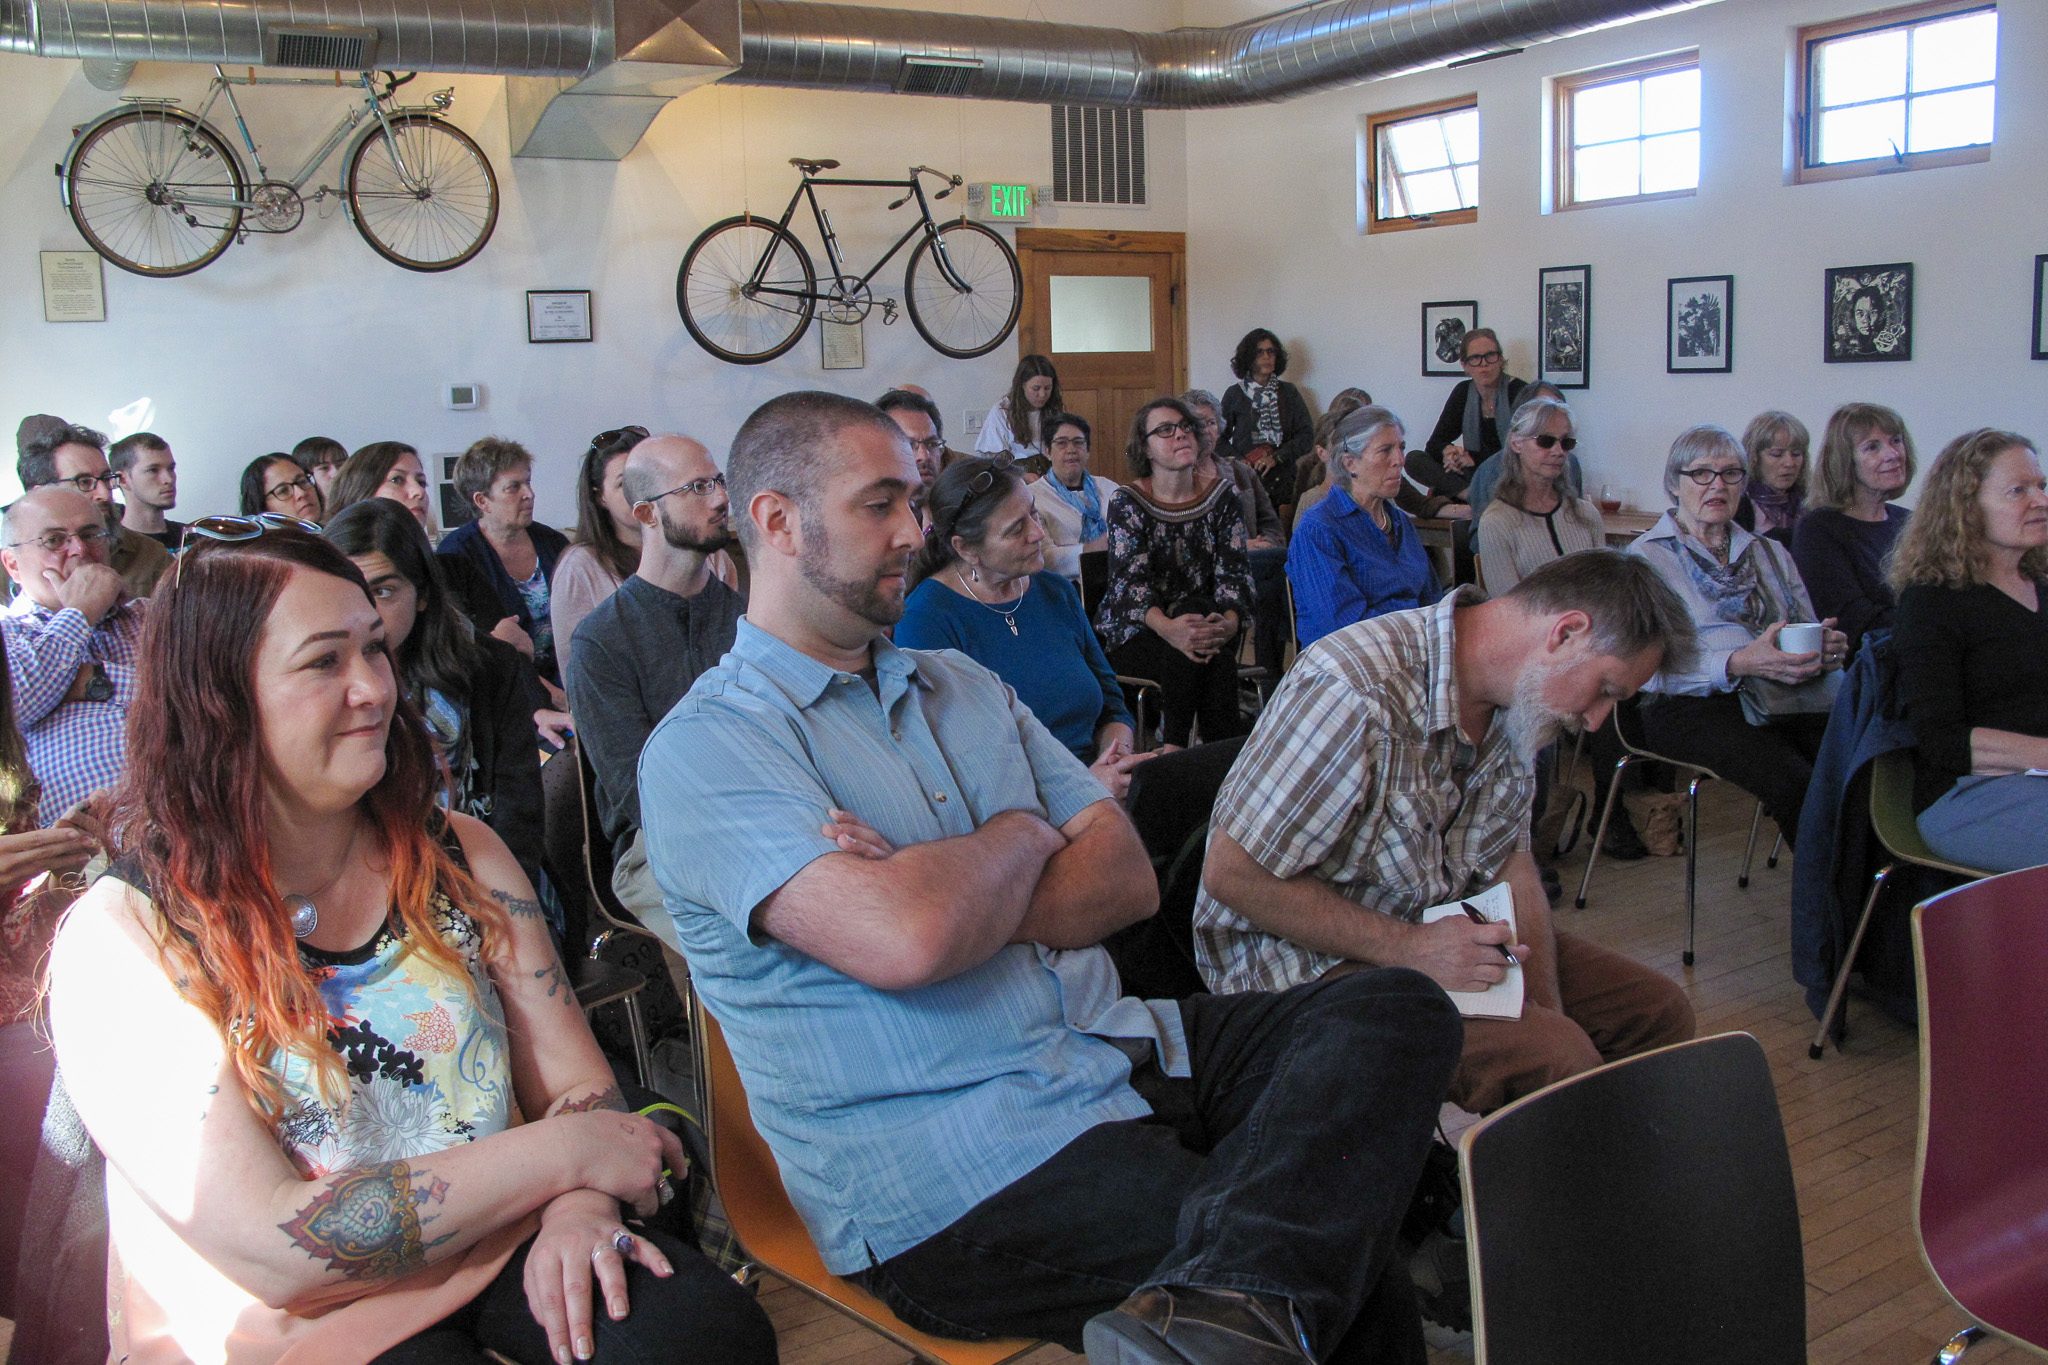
[1890,429,2048,871]
[1791,402,1915,652]
[1733,410,1811,544]
[1475,397,1604,594]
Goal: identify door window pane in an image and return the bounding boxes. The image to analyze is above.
[1049,275,1153,353]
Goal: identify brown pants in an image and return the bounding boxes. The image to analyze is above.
[1450,929,1695,1115]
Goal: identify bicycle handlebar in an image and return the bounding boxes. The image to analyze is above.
[377,70,418,97]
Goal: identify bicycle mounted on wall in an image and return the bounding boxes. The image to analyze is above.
[676,158,1022,364]
[57,66,500,278]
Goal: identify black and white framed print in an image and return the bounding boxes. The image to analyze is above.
[1538,264,1591,389]
[1421,300,1479,376]
[2032,254,2047,360]
[1824,262,1912,363]
[1667,275,1733,374]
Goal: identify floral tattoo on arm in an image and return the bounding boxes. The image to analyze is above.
[278,1159,453,1282]
[556,1085,629,1114]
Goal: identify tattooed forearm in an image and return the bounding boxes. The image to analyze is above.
[279,1160,453,1282]
[534,955,568,1000]
[556,1085,629,1114]
[491,888,546,921]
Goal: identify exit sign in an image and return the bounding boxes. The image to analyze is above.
[973,182,1034,223]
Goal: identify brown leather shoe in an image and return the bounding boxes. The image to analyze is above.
[1082,1285,1313,1363]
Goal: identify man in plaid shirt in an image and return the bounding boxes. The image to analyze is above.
[1,486,146,826]
[1197,551,1699,1114]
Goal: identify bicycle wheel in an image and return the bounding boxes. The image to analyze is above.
[677,216,818,365]
[904,220,1021,359]
[346,115,499,272]
[64,108,245,278]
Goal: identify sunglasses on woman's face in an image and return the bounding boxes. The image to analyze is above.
[1531,434,1578,451]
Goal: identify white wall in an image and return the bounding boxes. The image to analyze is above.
[0,0,1186,522]
[1179,0,2046,509]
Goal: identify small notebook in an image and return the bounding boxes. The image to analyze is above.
[1418,881,1525,1020]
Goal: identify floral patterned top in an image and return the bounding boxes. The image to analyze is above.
[1095,478,1254,651]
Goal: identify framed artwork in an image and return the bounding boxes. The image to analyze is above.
[526,289,594,343]
[1537,264,1591,389]
[1824,263,1912,363]
[1421,300,1479,376]
[2033,254,2047,360]
[1666,275,1733,374]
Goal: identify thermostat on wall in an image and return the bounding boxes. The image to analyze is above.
[445,383,482,411]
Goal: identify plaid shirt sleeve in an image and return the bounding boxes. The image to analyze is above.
[3,608,93,728]
[1213,661,1378,880]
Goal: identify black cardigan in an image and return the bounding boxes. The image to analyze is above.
[1219,380,1313,471]
[1423,376,1528,462]
[455,633,549,889]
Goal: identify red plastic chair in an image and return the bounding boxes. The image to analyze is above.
[1912,865,2048,1362]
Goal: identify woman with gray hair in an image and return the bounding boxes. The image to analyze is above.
[437,436,570,690]
[1286,404,1440,646]
[1475,397,1604,595]
[1625,424,1847,848]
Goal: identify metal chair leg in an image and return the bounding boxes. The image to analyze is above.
[1683,774,1705,966]
[1935,1326,1986,1364]
[622,992,652,1090]
[1767,832,1784,869]
[1738,801,1764,888]
[1574,754,1635,909]
[1809,863,1896,1059]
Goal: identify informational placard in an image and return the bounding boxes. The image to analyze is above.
[821,317,864,370]
[526,289,594,343]
[41,251,106,323]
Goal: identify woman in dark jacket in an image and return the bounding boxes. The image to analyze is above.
[1218,327,1314,513]
[1414,327,1527,503]
[437,437,571,689]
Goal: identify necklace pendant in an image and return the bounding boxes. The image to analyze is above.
[286,894,319,940]
[1006,616,1019,636]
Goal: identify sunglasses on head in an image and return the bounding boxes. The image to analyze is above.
[173,512,324,590]
[590,425,650,457]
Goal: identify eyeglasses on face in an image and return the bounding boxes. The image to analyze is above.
[267,474,318,501]
[6,524,110,553]
[48,472,118,495]
[1677,466,1747,487]
[1048,436,1089,452]
[1463,350,1503,365]
[1145,421,1195,441]
[591,425,650,455]
[1531,434,1578,451]
[634,472,726,507]
[905,436,946,456]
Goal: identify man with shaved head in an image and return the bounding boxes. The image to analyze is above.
[565,434,745,938]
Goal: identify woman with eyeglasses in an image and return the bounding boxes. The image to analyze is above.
[240,454,324,525]
[1791,403,1916,655]
[1475,398,1603,595]
[1218,328,1313,512]
[1414,328,1528,507]
[1626,425,1846,850]
[1097,398,1253,747]
[977,354,1064,461]
[43,526,773,1365]
[438,438,571,692]
[1732,410,1811,546]
[1025,413,1118,585]
[1287,405,1441,647]
[898,457,1149,798]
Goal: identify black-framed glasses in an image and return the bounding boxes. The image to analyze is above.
[1145,421,1195,441]
[1677,466,1747,487]
[5,524,109,553]
[174,513,324,589]
[1463,351,1503,365]
[633,472,726,508]
[590,425,650,456]
[1532,434,1579,451]
[47,471,118,495]
[266,473,318,501]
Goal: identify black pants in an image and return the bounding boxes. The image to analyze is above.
[1110,630,1246,748]
[0,1020,56,1319]
[1636,692,1828,850]
[372,1226,776,1365]
[853,970,1463,1363]
[1250,545,1291,675]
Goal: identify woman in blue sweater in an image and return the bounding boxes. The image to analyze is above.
[896,456,1150,798]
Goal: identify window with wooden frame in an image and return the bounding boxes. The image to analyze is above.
[1796,1,1996,184]
[1364,96,1478,233]
[1552,52,1700,210]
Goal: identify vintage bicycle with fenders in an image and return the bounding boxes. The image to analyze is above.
[676,157,1022,364]
[56,65,500,278]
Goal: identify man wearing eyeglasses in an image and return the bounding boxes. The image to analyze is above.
[876,388,947,525]
[15,417,171,599]
[0,485,147,827]
[566,435,744,943]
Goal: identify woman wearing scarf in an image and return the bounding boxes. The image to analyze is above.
[1626,425,1847,850]
[1733,409,1811,545]
[1218,327,1313,512]
[1028,412,1118,584]
[1413,327,1528,504]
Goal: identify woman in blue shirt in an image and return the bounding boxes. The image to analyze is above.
[897,456,1149,798]
[1287,405,1441,646]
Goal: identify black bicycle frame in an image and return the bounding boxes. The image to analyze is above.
[746,171,971,301]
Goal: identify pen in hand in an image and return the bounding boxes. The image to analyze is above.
[1461,901,1520,969]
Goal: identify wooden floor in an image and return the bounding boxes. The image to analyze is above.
[757,782,2012,1365]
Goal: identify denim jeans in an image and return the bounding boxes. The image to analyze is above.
[852,968,1462,1363]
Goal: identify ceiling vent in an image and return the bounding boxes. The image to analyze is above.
[1052,105,1146,206]
[264,25,380,71]
[896,54,982,97]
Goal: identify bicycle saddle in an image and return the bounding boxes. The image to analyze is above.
[789,157,840,173]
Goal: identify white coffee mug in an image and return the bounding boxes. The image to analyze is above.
[1778,622,1824,655]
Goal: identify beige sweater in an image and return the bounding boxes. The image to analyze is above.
[1476,497,1607,594]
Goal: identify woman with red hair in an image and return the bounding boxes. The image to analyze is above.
[44,528,774,1364]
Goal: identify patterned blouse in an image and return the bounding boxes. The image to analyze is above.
[1095,478,1254,651]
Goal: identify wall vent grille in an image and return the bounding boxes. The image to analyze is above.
[265,26,379,71]
[1051,105,1146,205]
[897,56,982,97]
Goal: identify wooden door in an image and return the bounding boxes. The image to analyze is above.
[1015,229,1187,485]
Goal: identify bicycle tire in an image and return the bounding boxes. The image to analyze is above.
[904,220,1021,360]
[64,108,245,278]
[677,216,818,365]
[346,115,499,272]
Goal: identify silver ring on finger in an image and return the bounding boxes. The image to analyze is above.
[657,1178,675,1207]
[612,1229,635,1256]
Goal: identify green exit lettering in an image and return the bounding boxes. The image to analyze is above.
[987,183,1031,218]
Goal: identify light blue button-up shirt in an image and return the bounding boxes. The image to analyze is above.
[639,619,1187,1273]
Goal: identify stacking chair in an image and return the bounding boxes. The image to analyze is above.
[691,999,1045,1364]
[1808,749,1991,1059]
[1911,866,2048,1362]
[1458,1032,1805,1365]
[1574,702,1778,966]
